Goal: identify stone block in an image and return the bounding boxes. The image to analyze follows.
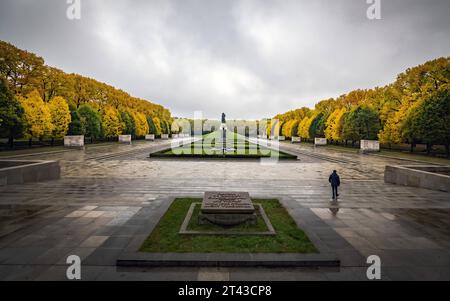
[291,137,301,143]
[118,135,132,144]
[314,138,327,145]
[64,135,84,149]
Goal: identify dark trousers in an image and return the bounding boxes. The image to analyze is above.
[331,185,338,199]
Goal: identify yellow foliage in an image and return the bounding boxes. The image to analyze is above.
[131,111,149,137]
[18,90,53,139]
[325,108,347,141]
[102,106,122,138]
[48,96,71,138]
[152,116,162,135]
[297,114,316,139]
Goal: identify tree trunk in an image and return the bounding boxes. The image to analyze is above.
[51,137,54,146]
[426,143,432,154]
[445,144,450,158]
[28,138,32,148]
[8,134,14,149]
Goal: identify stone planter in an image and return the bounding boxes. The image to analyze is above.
[385,165,450,192]
[161,134,169,140]
[0,160,60,186]
[278,136,285,141]
[314,138,327,145]
[64,135,84,149]
[360,140,380,152]
[291,137,301,143]
[145,134,155,141]
[119,135,132,144]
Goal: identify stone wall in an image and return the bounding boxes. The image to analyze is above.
[384,165,450,192]
[0,160,60,186]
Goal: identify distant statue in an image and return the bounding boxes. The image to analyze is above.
[221,112,226,124]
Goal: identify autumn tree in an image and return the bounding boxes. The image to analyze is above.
[403,88,450,155]
[102,106,122,138]
[48,96,71,144]
[309,112,327,138]
[78,104,102,142]
[120,111,136,136]
[342,106,380,145]
[67,109,86,136]
[0,78,24,148]
[18,90,53,146]
[325,108,347,142]
[153,117,162,136]
[147,117,157,135]
[131,111,149,137]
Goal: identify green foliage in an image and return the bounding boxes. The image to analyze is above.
[403,88,450,147]
[342,106,380,141]
[309,112,326,138]
[147,116,157,134]
[78,104,102,139]
[67,109,86,136]
[120,111,136,136]
[0,78,24,140]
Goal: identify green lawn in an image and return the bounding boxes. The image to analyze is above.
[151,131,297,159]
[139,198,318,253]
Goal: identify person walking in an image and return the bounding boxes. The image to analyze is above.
[328,170,340,200]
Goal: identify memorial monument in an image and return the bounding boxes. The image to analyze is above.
[198,191,257,226]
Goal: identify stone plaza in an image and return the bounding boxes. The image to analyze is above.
[0,138,449,280]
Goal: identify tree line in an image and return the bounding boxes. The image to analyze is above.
[271,57,450,155]
[0,40,173,148]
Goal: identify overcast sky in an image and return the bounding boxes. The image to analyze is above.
[1,0,449,119]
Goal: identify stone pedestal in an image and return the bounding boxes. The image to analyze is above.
[145,134,155,141]
[119,135,132,144]
[360,140,380,152]
[278,136,285,141]
[199,191,256,226]
[161,134,169,140]
[314,138,327,145]
[64,135,84,149]
[291,137,301,143]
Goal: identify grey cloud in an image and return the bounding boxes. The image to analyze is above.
[1,0,449,119]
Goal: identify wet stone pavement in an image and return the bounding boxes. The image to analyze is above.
[0,139,449,280]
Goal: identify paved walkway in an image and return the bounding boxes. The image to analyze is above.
[0,139,449,280]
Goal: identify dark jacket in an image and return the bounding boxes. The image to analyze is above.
[329,172,340,187]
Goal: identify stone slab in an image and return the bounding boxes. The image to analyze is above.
[201,191,255,214]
